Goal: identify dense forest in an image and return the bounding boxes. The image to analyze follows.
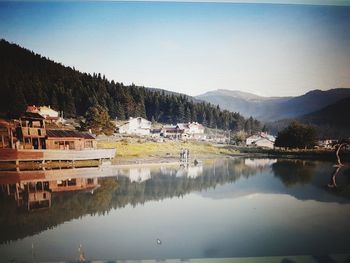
[0,39,261,132]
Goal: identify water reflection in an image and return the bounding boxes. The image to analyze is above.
[0,157,350,260]
[272,159,316,186]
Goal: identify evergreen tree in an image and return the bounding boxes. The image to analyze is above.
[185,107,191,123]
[275,121,317,149]
[84,105,115,135]
[8,85,27,118]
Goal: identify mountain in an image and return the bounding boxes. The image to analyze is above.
[266,97,350,138]
[196,88,350,122]
[196,89,288,121]
[299,97,350,137]
[0,39,261,132]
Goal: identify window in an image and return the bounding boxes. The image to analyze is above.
[67,179,76,186]
[85,141,93,148]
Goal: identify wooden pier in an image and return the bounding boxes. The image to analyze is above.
[0,148,116,171]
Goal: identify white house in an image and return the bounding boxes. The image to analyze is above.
[317,139,337,149]
[116,117,151,136]
[188,122,205,134]
[174,122,206,140]
[246,132,276,149]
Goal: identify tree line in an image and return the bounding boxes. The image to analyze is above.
[0,39,261,133]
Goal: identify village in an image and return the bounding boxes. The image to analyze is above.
[0,104,339,159]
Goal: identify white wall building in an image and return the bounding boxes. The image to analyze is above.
[174,122,206,140]
[246,132,276,149]
[117,117,151,136]
[188,122,205,134]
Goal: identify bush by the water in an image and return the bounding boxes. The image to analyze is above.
[275,121,317,149]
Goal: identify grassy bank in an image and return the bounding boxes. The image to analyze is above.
[98,138,349,164]
[235,146,350,162]
[98,139,238,160]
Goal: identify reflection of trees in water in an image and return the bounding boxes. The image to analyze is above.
[272,159,316,187]
[327,165,350,198]
[0,158,268,244]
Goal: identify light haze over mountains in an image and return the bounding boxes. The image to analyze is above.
[196,88,350,122]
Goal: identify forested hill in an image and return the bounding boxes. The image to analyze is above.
[0,39,260,132]
[299,97,350,137]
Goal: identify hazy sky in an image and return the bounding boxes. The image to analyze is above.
[0,1,349,97]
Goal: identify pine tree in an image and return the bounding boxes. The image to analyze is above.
[185,107,191,123]
[9,85,27,118]
[84,105,115,135]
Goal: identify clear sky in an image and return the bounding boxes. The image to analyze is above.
[0,1,349,97]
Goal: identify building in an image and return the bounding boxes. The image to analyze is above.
[0,114,97,150]
[116,117,151,136]
[26,105,62,123]
[46,130,96,150]
[161,125,184,140]
[161,122,206,140]
[18,112,47,149]
[246,132,276,149]
[0,119,15,149]
[188,122,205,135]
[317,139,337,149]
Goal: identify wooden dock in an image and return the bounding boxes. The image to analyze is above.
[0,148,116,171]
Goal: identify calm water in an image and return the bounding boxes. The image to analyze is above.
[0,158,350,261]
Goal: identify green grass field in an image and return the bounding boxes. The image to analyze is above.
[98,139,238,159]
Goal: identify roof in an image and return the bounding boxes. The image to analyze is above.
[254,137,274,143]
[247,135,262,140]
[163,125,176,129]
[26,105,39,113]
[151,128,162,133]
[0,119,15,128]
[189,122,204,128]
[39,106,58,112]
[115,120,129,127]
[176,123,189,130]
[21,112,45,120]
[46,129,95,139]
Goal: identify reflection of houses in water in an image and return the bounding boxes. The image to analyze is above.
[0,169,101,211]
[123,167,151,183]
[158,164,204,178]
[176,165,203,178]
[244,158,277,169]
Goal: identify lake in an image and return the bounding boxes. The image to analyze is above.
[0,157,350,262]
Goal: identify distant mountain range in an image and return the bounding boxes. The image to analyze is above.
[248,95,350,138]
[196,88,350,122]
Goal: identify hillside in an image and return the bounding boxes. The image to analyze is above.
[267,98,350,138]
[196,88,350,122]
[0,39,260,132]
[299,97,350,137]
